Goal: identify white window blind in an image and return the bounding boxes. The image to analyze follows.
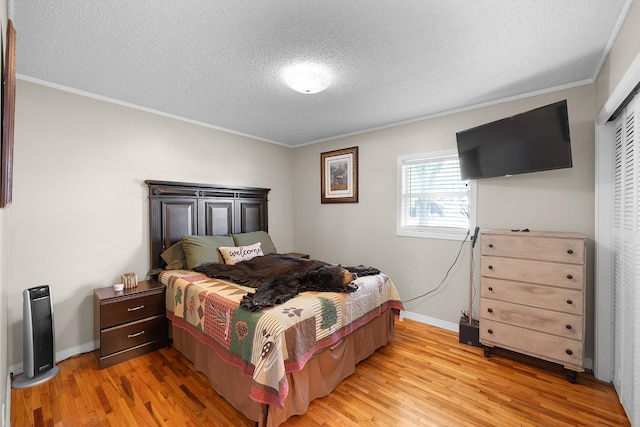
[397,150,475,240]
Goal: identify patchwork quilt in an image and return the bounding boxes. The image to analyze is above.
[159,269,403,408]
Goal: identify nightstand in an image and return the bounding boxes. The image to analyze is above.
[94,279,168,369]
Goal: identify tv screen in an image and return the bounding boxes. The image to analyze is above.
[455,100,572,180]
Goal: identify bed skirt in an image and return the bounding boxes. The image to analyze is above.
[172,309,397,426]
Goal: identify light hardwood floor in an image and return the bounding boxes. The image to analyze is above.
[11,319,629,426]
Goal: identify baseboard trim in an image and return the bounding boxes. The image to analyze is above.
[399,311,459,332]
[9,341,96,376]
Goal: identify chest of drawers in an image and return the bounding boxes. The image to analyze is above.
[479,230,586,381]
[94,279,168,369]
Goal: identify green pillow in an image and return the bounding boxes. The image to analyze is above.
[181,235,235,269]
[232,231,277,255]
[160,241,186,270]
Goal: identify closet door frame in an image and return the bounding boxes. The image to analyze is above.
[595,52,640,383]
[593,55,640,382]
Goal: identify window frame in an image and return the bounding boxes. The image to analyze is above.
[396,149,477,241]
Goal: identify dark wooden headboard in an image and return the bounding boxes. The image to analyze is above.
[146,180,270,274]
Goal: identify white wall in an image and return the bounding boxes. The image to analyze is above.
[293,84,596,353]
[6,80,295,367]
[596,1,640,111]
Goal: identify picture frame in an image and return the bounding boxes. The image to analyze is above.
[1,19,16,208]
[320,146,358,204]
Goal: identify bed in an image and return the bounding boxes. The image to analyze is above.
[146,180,403,426]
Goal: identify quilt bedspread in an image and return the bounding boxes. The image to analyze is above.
[159,269,403,408]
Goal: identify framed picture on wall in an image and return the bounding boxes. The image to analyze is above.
[320,146,358,204]
[1,19,16,208]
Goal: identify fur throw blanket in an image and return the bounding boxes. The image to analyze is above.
[193,254,380,311]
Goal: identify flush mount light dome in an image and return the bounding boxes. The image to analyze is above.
[282,62,332,94]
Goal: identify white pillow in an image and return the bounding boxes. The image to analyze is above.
[218,242,264,265]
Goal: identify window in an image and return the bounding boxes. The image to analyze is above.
[397,150,476,240]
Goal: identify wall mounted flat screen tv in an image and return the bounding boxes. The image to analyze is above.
[455,100,572,180]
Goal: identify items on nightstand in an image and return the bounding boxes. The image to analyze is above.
[121,271,138,289]
[94,279,168,369]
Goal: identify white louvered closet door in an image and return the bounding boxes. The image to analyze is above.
[612,94,640,426]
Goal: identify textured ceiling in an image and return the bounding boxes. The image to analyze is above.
[12,1,630,147]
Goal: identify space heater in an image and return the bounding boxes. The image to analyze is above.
[12,285,60,389]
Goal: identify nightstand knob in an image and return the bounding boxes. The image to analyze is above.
[488,243,494,248]
[487,329,493,334]
[566,299,573,305]
[487,308,493,313]
[488,287,493,291]
[567,274,573,280]
[566,324,572,330]
[566,349,573,355]
[488,265,493,270]
[567,249,574,254]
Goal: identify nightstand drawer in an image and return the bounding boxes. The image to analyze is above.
[100,292,165,328]
[100,315,167,356]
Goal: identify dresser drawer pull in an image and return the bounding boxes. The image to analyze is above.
[566,299,573,305]
[488,286,493,291]
[487,329,493,334]
[128,331,145,339]
[127,305,145,312]
[487,308,493,313]
[488,265,493,270]
[565,349,573,355]
[567,249,573,254]
[488,243,494,248]
[566,274,573,280]
[566,324,572,330]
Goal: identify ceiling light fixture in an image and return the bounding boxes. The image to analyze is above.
[282,62,332,94]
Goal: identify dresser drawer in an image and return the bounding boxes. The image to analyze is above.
[481,256,584,289]
[481,278,583,314]
[481,234,585,264]
[480,300,583,340]
[480,319,583,369]
[100,315,167,356]
[100,292,165,328]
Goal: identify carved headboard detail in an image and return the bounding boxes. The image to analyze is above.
[146,180,270,274]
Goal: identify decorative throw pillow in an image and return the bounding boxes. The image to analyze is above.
[160,241,186,270]
[218,242,264,265]
[232,231,277,255]
[181,235,235,269]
